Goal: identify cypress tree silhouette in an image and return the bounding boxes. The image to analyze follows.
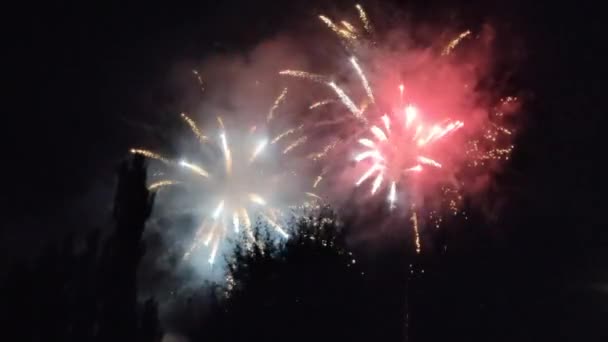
[98,154,157,342]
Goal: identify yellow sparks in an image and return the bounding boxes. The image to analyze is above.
[442,30,471,56]
[355,4,373,34]
[328,82,364,121]
[271,125,303,144]
[267,87,288,122]
[220,132,232,175]
[261,213,289,238]
[179,160,210,178]
[309,99,335,109]
[319,15,358,41]
[307,140,338,160]
[350,57,375,103]
[279,70,326,83]
[249,139,268,162]
[341,20,359,34]
[492,123,513,135]
[130,149,170,164]
[283,135,308,154]
[248,193,267,206]
[192,69,204,93]
[180,113,208,142]
[305,192,322,200]
[411,208,421,254]
[148,180,180,190]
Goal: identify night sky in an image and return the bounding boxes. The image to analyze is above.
[3,0,606,336]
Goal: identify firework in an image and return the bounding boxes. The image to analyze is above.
[320,81,463,209]
[132,90,311,264]
[281,4,517,254]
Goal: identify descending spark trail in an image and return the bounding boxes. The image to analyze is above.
[179,160,210,178]
[132,89,312,264]
[283,136,308,154]
[279,70,326,83]
[341,20,359,34]
[130,149,170,164]
[149,180,181,190]
[192,70,205,93]
[271,125,303,144]
[442,30,472,56]
[181,112,208,142]
[327,82,364,120]
[267,88,288,122]
[355,3,373,34]
[319,15,358,42]
[410,207,421,254]
[309,99,335,109]
[250,139,268,162]
[350,57,374,103]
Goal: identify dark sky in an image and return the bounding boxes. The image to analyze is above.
[3,0,604,292]
[4,0,317,251]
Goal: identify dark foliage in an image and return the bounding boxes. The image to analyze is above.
[0,156,161,342]
[179,208,381,342]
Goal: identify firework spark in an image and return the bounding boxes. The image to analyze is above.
[279,70,326,83]
[442,30,472,56]
[327,81,364,121]
[130,149,170,164]
[350,57,375,103]
[355,3,373,34]
[267,88,288,122]
[410,207,421,254]
[132,90,311,264]
[354,98,463,204]
[309,99,335,109]
[149,180,181,190]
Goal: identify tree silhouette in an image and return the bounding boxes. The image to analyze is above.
[0,155,162,342]
[180,207,376,342]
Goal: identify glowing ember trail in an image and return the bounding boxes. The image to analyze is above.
[410,207,421,254]
[148,180,181,190]
[350,57,374,103]
[327,82,364,120]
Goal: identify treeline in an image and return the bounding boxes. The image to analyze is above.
[0,155,567,341]
[1,156,161,342]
